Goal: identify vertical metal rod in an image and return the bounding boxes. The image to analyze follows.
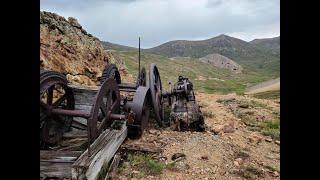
[87,122,91,157]
[138,37,141,78]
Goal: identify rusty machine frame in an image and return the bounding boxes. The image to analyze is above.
[40,38,166,179]
[162,75,205,131]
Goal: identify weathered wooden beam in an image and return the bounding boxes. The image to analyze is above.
[72,122,127,180]
[105,152,121,180]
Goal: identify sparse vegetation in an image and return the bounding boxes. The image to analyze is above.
[252,90,280,99]
[235,150,250,160]
[217,98,280,140]
[239,165,264,179]
[118,153,176,177]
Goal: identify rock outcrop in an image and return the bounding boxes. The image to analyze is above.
[40,11,129,86]
[199,53,243,73]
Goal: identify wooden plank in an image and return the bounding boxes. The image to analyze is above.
[40,150,82,160]
[41,161,73,178]
[72,122,127,180]
[75,104,93,112]
[72,86,98,106]
[40,150,83,179]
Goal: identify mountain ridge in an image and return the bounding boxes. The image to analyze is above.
[102,34,280,77]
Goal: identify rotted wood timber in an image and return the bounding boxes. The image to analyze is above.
[72,122,127,180]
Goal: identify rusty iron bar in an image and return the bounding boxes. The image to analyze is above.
[109,114,126,120]
[51,108,126,121]
[118,83,137,89]
[51,108,91,118]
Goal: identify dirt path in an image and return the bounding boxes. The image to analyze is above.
[118,93,280,179]
[245,78,280,94]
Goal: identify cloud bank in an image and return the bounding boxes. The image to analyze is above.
[41,0,280,48]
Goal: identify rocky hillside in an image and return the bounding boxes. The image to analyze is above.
[40,11,130,86]
[199,53,243,74]
[250,36,280,56]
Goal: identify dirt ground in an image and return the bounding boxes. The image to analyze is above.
[116,92,280,180]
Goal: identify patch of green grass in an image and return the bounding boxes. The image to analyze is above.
[126,153,174,176]
[261,127,280,140]
[240,113,280,140]
[264,164,279,172]
[265,120,280,129]
[146,159,164,174]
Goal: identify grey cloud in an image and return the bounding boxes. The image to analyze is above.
[40,0,279,48]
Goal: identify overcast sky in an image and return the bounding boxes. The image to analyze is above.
[40,0,280,48]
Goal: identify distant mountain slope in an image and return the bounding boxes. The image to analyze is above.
[102,41,137,51]
[250,36,280,55]
[144,34,279,76]
[145,34,260,58]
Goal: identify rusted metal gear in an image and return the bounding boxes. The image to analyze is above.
[40,70,75,148]
[100,64,122,85]
[148,63,164,126]
[127,86,151,138]
[88,78,121,143]
[136,67,147,87]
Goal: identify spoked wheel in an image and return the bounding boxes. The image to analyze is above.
[136,67,147,87]
[40,70,75,148]
[100,64,121,85]
[127,86,151,139]
[148,63,164,126]
[88,78,121,143]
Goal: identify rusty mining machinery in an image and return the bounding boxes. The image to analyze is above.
[162,75,205,131]
[40,39,162,149]
[40,38,204,179]
[39,38,169,179]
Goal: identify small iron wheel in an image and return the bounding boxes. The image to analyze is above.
[40,70,75,148]
[88,78,121,143]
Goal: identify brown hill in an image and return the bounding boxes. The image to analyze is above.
[40,11,130,86]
